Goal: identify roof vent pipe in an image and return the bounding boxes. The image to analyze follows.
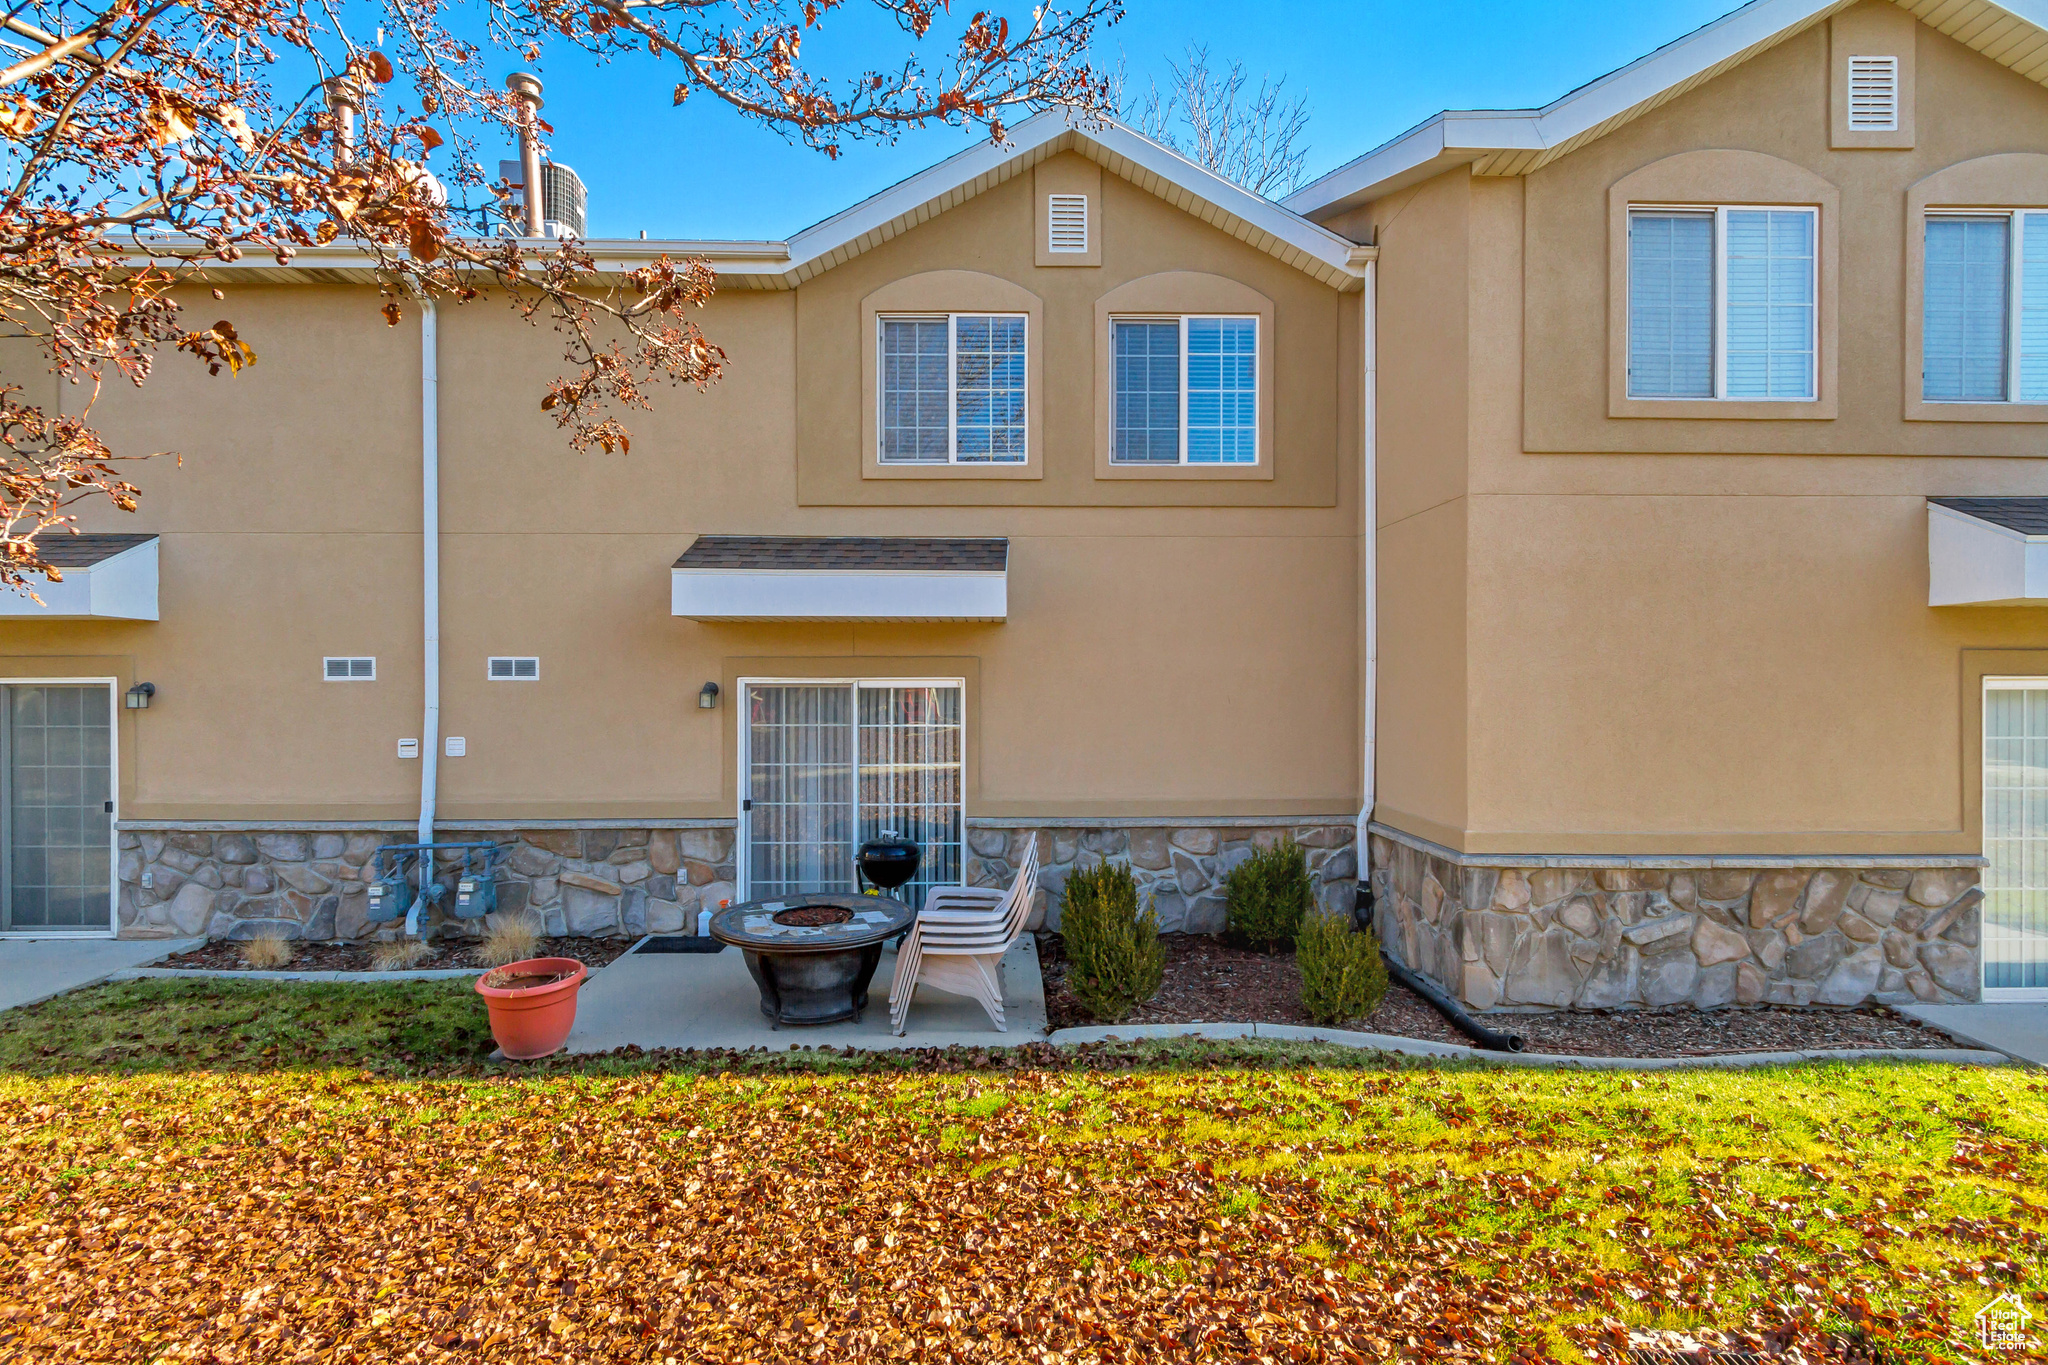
[506,72,546,238]
[323,76,360,169]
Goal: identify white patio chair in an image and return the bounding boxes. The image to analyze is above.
[888,837,1039,1035]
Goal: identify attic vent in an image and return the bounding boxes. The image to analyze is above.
[1048,194,1088,253]
[1847,56,1899,131]
[324,656,375,681]
[488,656,540,680]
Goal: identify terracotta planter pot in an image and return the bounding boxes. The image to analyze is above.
[475,957,588,1059]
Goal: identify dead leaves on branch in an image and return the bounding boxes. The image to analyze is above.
[0,1068,2043,1364]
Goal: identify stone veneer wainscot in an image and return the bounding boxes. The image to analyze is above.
[117,819,1360,943]
[1369,825,1983,1011]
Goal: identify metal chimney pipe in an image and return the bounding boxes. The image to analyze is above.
[323,77,360,169]
[506,72,546,237]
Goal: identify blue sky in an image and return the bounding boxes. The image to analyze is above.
[496,0,1750,241]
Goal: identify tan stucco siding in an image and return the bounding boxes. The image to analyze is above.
[1424,4,2048,857]
[7,157,1362,824]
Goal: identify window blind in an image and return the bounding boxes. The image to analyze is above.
[1186,317,1257,464]
[1924,216,2010,402]
[1627,212,1714,398]
[1112,320,1181,462]
[2022,213,2048,403]
[951,315,1026,462]
[879,317,949,461]
[1724,209,1815,400]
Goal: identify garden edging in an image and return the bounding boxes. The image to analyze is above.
[1045,1021,2016,1068]
[111,966,487,983]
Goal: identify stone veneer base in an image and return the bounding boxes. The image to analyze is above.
[1368,823,1985,1012]
[116,818,1359,944]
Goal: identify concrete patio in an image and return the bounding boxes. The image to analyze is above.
[0,937,203,1012]
[562,935,1046,1053]
[1896,1002,2048,1067]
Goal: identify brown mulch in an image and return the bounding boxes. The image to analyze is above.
[1038,932,1965,1058]
[156,936,635,974]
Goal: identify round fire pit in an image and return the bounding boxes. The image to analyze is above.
[709,892,914,1027]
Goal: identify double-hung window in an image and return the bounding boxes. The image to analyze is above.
[1923,212,2048,403]
[877,313,1027,463]
[1627,206,1817,401]
[1110,315,1258,464]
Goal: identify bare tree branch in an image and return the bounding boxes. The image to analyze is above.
[1120,43,1310,199]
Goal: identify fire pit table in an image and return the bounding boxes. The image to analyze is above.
[709,892,915,1027]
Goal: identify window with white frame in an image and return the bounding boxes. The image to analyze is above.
[1924,212,2048,403]
[877,313,1027,463]
[1627,206,1817,401]
[1110,315,1258,464]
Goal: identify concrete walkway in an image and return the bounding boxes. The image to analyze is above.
[563,936,1045,1053]
[1896,1002,2048,1066]
[0,937,203,1012]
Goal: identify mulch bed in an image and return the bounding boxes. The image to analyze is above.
[1038,933,1965,1058]
[156,936,635,974]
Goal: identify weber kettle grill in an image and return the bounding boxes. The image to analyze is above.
[854,830,920,894]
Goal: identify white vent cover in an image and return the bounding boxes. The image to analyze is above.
[487,656,540,680]
[324,656,375,681]
[1847,56,1899,131]
[1048,194,1088,253]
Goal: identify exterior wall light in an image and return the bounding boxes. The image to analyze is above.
[698,681,720,710]
[125,682,156,710]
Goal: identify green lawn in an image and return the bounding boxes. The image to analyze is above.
[0,980,2043,1363]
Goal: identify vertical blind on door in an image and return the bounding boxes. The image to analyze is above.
[1985,686,2048,991]
[5,685,113,930]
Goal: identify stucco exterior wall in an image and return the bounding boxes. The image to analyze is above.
[0,148,1364,937]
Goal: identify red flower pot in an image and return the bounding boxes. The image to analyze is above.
[475,957,588,1059]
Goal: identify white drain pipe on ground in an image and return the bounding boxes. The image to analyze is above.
[409,298,441,935]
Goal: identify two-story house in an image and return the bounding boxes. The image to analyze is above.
[1,0,2042,1016]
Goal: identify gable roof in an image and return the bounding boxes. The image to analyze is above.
[1285,0,2048,219]
[202,112,1372,292]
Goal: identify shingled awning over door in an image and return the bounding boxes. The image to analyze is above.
[1928,499,2048,606]
[670,536,1007,621]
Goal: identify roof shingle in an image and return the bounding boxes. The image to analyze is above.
[674,536,1008,572]
[1930,498,2048,537]
[33,533,157,568]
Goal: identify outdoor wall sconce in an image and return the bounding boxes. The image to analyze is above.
[125,682,156,710]
[697,681,720,710]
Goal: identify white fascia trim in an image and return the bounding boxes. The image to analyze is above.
[672,569,1007,621]
[1928,503,2048,606]
[0,538,159,620]
[1286,0,2025,216]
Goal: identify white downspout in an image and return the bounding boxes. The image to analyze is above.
[1358,257,1379,876]
[409,298,440,939]
[418,297,441,845]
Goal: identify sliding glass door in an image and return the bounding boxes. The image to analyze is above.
[1,683,115,932]
[1985,681,2048,998]
[742,681,964,910]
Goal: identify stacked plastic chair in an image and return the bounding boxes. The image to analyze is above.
[887,835,1040,1035]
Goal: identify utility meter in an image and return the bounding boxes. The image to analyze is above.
[366,874,410,923]
[452,875,497,919]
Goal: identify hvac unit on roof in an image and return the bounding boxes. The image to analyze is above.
[1847,55,1899,131]
[499,158,588,238]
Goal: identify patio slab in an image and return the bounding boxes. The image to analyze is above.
[1895,1002,2048,1066]
[562,935,1045,1053]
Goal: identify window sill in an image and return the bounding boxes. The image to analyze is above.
[863,459,1042,481]
[1608,395,1837,421]
[1096,460,1273,481]
[1904,399,2048,424]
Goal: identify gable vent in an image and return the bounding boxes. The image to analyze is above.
[487,656,540,680]
[1847,56,1899,131]
[1048,194,1088,253]
[324,656,375,681]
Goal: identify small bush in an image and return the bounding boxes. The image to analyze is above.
[1224,839,1314,952]
[370,939,431,972]
[479,913,543,967]
[1060,861,1164,1023]
[239,932,294,971]
[1297,911,1388,1025]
